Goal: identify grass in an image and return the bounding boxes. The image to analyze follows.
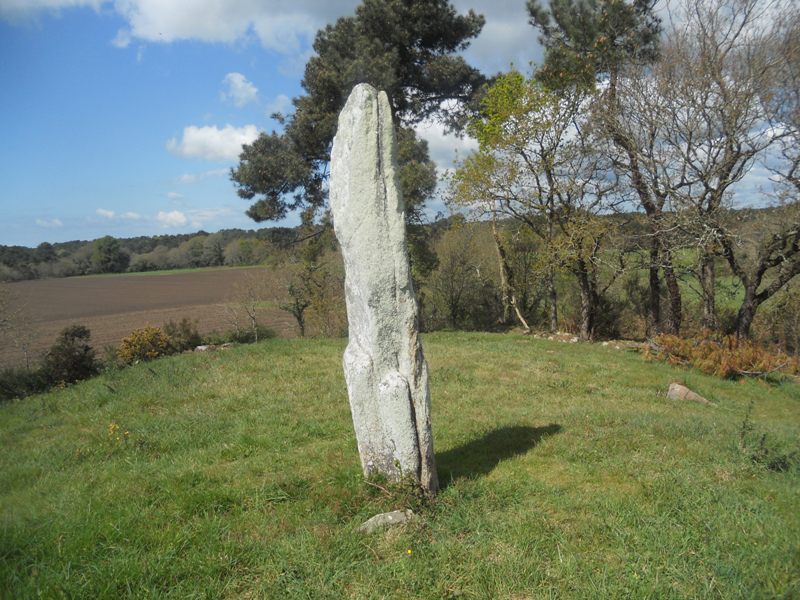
[1,332,798,599]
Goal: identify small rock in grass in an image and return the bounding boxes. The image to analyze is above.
[666,382,714,406]
[358,509,415,534]
[194,343,233,352]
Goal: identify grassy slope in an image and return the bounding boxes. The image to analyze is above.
[0,333,798,599]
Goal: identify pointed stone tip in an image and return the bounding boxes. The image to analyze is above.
[343,84,392,119]
[344,83,378,110]
[336,85,375,136]
[351,82,377,95]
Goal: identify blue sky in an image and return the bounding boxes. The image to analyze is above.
[0,0,537,247]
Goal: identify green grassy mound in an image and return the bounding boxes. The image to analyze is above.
[1,333,798,598]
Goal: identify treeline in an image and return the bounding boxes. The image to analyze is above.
[415,211,800,351]
[0,227,300,281]
[268,209,800,357]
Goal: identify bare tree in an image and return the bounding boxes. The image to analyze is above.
[665,0,792,328]
[277,239,346,338]
[601,58,685,336]
[225,269,272,342]
[450,73,583,333]
[427,221,500,330]
[452,72,626,339]
[605,0,796,334]
[718,207,800,337]
[528,0,682,337]
[279,280,311,337]
[707,9,800,337]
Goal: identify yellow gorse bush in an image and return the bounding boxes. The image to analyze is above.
[117,326,172,364]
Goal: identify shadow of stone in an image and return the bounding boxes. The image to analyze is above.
[436,424,562,489]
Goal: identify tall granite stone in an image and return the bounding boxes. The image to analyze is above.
[330,83,438,495]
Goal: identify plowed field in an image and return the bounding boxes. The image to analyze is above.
[1,267,296,368]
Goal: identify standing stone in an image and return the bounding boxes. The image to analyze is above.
[330,83,438,495]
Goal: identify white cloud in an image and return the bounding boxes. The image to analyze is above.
[35,217,63,228]
[156,210,188,227]
[0,0,354,51]
[266,93,292,118]
[177,168,228,184]
[165,191,183,200]
[111,28,131,48]
[95,208,141,220]
[452,0,543,75]
[186,207,235,228]
[0,0,103,21]
[109,1,358,52]
[415,120,478,173]
[153,206,239,229]
[2,2,540,77]
[221,72,258,107]
[166,124,260,161]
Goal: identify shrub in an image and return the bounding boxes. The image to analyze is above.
[41,324,99,385]
[643,332,799,379]
[753,282,800,355]
[739,401,799,472]
[99,344,125,370]
[163,318,203,352]
[226,324,276,344]
[117,326,173,364]
[1,324,99,400]
[202,325,276,346]
[0,367,49,402]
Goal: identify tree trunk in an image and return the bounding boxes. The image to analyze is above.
[575,260,595,341]
[719,227,800,343]
[491,215,511,324]
[548,267,558,333]
[699,251,717,330]
[661,247,682,335]
[579,286,592,341]
[492,219,531,333]
[735,287,758,339]
[647,240,662,337]
[604,110,680,337]
[489,218,530,332]
[498,263,511,325]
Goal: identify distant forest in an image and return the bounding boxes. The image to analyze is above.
[0,227,302,281]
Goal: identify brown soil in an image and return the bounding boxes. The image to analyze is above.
[1,267,297,368]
